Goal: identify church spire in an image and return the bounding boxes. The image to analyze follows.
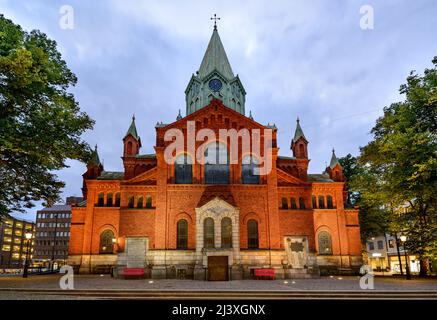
[185,17,246,115]
[198,25,234,79]
[291,117,308,159]
[124,114,139,140]
[329,148,341,169]
[292,117,307,144]
[89,144,101,166]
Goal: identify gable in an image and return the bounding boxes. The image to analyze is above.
[160,98,267,132]
[127,167,157,184]
[277,168,307,185]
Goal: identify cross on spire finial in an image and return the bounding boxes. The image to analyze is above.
[211,14,220,30]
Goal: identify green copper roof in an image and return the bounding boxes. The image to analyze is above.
[293,118,306,143]
[198,28,234,79]
[308,174,334,182]
[124,115,139,140]
[329,149,341,169]
[97,171,124,180]
[89,145,101,166]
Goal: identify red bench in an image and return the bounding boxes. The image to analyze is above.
[121,267,145,279]
[253,268,276,280]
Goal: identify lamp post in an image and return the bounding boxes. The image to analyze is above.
[23,232,32,278]
[400,235,411,280]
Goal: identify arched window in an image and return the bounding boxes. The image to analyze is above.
[299,197,306,209]
[221,217,232,248]
[99,230,115,254]
[204,218,215,248]
[247,220,259,249]
[128,196,134,208]
[106,193,113,207]
[175,154,193,184]
[318,196,325,209]
[312,196,317,209]
[281,198,288,209]
[114,193,121,207]
[204,142,229,184]
[290,197,297,209]
[318,231,332,255]
[97,193,104,207]
[242,156,260,184]
[177,219,188,249]
[145,195,152,208]
[137,196,143,208]
[127,141,132,154]
[327,195,334,209]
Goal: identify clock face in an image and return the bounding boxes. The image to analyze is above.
[208,79,222,92]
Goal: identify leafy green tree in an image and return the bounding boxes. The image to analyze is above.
[358,57,437,276]
[339,154,389,241]
[0,15,94,216]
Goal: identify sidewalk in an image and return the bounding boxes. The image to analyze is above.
[1,274,436,291]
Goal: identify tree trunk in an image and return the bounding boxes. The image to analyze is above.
[419,258,428,277]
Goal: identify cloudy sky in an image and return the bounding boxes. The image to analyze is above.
[2,0,436,221]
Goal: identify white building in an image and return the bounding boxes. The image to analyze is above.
[366,234,419,274]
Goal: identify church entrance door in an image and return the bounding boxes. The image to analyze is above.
[208,256,228,281]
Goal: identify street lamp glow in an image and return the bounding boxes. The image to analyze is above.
[400,235,407,242]
[112,238,117,243]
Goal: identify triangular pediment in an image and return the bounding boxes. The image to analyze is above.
[196,196,238,212]
[277,168,307,185]
[162,99,267,131]
[127,167,157,183]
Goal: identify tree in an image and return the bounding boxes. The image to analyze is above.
[0,15,94,216]
[339,154,389,241]
[358,56,437,276]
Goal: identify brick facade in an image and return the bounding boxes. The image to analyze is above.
[68,99,362,278]
[68,27,362,279]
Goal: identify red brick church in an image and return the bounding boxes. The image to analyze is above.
[68,24,362,280]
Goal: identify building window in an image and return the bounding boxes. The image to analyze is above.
[128,196,134,208]
[281,198,288,209]
[318,196,325,209]
[327,195,333,209]
[107,193,113,207]
[318,231,332,255]
[203,218,215,248]
[221,217,232,248]
[97,193,104,207]
[242,155,260,184]
[290,198,297,209]
[177,219,188,249]
[114,193,121,207]
[312,196,317,209]
[247,219,259,249]
[175,154,193,184]
[137,196,143,208]
[99,230,115,254]
[299,197,306,209]
[377,240,384,250]
[145,195,152,208]
[368,242,374,251]
[388,239,395,248]
[204,142,229,184]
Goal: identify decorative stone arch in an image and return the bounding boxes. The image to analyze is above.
[194,197,240,264]
[174,212,194,225]
[98,224,117,236]
[242,212,260,226]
